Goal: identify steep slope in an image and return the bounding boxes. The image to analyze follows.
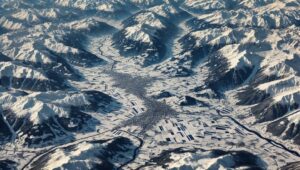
[1,0,300,169]
[155,0,300,146]
[139,148,267,169]
[113,3,189,66]
[29,136,140,170]
[0,90,120,147]
[113,10,174,66]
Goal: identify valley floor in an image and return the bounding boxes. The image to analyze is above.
[1,1,300,169]
[14,34,300,169]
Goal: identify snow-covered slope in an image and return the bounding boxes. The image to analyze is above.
[1,0,300,169]
[154,0,300,146]
[0,90,120,146]
[0,1,122,147]
[141,148,267,169]
[113,10,175,66]
[29,136,139,170]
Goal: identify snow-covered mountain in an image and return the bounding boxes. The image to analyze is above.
[140,148,267,169]
[0,90,119,147]
[29,136,140,169]
[1,0,300,169]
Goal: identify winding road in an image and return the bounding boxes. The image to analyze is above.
[21,129,144,170]
[216,109,300,157]
[21,130,110,170]
[116,130,144,170]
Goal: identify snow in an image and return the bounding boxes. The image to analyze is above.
[1,0,300,169]
[166,151,237,170]
[0,16,24,30]
[44,38,79,55]
[218,45,250,69]
[15,42,54,64]
[11,10,40,23]
[0,62,47,80]
[43,142,95,170]
[257,75,296,91]
[124,25,153,43]
[149,4,181,18]
[183,0,227,10]
[97,3,115,12]
[287,110,300,125]
[39,8,59,19]
[129,0,163,6]
[54,0,135,12]
[190,27,256,47]
[0,91,93,125]
[273,88,300,103]
[132,11,167,29]
[12,98,69,124]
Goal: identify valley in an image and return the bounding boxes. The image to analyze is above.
[1,0,300,169]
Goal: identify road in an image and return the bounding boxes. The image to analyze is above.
[216,109,300,157]
[21,130,110,170]
[20,16,300,169]
[116,130,144,170]
[21,129,144,170]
